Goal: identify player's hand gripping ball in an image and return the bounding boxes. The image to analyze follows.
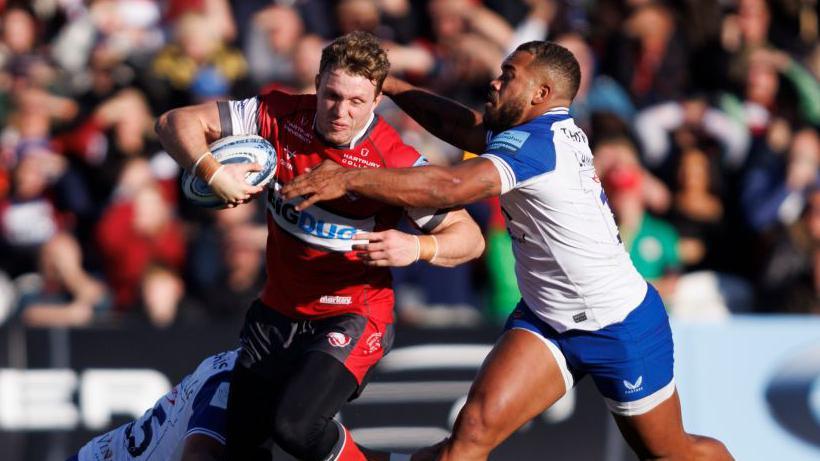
[181,135,277,208]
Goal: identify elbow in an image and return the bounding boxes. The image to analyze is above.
[155,109,175,139]
[472,232,486,261]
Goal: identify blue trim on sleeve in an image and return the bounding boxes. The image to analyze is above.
[186,371,231,439]
[484,124,558,184]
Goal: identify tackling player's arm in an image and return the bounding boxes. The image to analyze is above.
[353,208,485,268]
[381,76,487,154]
[283,157,502,210]
[180,434,223,461]
[155,102,263,207]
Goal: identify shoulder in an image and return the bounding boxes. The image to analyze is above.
[369,116,425,168]
[258,90,316,116]
[484,120,559,169]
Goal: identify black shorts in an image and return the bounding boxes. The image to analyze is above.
[238,300,395,391]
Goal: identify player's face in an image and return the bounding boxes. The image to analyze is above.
[484,51,535,132]
[315,68,382,146]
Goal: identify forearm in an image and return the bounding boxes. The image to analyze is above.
[426,219,485,267]
[383,77,485,153]
[346,166,466,209]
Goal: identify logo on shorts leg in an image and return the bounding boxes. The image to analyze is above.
[327,332,351,348]
[623,376,644,394]
[364,332,383,354]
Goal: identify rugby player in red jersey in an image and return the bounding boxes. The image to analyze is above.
[156,32,484,461]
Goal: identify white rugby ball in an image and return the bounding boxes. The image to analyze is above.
[181,135,277,208]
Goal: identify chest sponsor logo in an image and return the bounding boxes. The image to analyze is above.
[268,184,374,251]
[488,130,530,152]
[341,152,382,169]
[327,332,352,348]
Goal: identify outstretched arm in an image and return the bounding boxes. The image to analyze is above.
[382,76,487,154]
[282,157,502,210]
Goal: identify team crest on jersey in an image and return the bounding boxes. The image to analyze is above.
[365,332,383,354]
[327,332,351,348]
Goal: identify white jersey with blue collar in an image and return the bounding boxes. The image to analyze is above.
[481,108,647,333]
[77,351,236,461]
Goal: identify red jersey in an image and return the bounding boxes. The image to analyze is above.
[223,91,443,323]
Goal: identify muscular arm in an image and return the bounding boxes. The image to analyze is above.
[382,76,487,154]
[426,208,485,267]
[353,207,485,268]
[180,434,224,461]
[155,102,223,170]
[284,157,502,210]
[155,101,263,206]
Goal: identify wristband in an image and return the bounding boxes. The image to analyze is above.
[429,234,439,263]
[207,165,226,186]
[192,151,211,172]
[412,235,421,263]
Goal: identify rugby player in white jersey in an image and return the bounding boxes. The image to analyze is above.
[283,41,734,460]
[66,349,417,461]
[68,350,237,461]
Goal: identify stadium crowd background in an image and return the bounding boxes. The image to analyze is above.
[0,0,817,331]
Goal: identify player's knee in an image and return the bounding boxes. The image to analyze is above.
[270,412,328,459]
[453,402,504,450]
[691,435,734,461]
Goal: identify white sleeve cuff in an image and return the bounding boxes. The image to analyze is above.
[481,154,516,194]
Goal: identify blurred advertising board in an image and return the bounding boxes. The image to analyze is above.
[0,315,819,460]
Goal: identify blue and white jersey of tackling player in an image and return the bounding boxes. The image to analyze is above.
[481,107,647,333]
[76,351,236,461]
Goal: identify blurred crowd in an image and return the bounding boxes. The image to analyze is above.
[0,0,816,330]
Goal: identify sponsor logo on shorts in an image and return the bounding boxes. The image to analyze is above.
[365,332,383,354]
[320,295,352,305]
[327,332,351,348]
[623,376,644,394]
[573,312,587,323]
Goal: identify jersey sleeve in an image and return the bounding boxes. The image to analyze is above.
[480,128,556,194]
[400,150,450,232]
[185,373,231,445]
[218,97,259,136]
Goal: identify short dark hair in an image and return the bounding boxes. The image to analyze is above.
[319,31,390,95]
[515,41,581,100]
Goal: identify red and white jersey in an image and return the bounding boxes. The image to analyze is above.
[221,91,443,323]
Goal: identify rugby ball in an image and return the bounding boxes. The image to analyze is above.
[181,135,277,208]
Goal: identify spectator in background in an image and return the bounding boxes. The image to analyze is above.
[95,161,186,328]
[244,5,305,89]
[603,2,689,108]
[555,32,635,134]
[16,232,108,328]
[635,94,751,172]
[743,128,820,234]
[596,138,679,297]
[187,202,266,321]
[147,12,247,113]
[759,186,820,314]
